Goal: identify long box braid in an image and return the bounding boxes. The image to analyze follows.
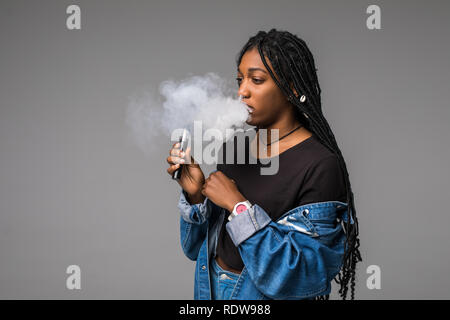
[236,29,362,300]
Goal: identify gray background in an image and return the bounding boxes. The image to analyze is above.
[1,0,449,299]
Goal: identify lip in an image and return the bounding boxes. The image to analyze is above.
[244,104,254,114]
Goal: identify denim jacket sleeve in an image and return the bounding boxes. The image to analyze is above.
[226,202,352,299]
[178,190,211,261]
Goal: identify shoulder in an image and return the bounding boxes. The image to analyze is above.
[310,153,341,173]
[301,157,347,203]
[297,139,347,203]
[304,148,343,184]
[294,135,337,167]
[287,135,340,172]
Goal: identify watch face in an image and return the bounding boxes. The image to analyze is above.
[236,204,248,214]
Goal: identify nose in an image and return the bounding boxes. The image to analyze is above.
[237,82,250,100]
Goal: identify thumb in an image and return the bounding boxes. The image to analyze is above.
[184,147,197,165]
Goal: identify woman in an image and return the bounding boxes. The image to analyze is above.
[166,29,362,300]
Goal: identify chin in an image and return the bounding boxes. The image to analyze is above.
[246,116,267,128]
[245,115,257,126]
[245,120,257,127]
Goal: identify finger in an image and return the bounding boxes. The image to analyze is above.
[169,142,180,155]
[184,147,195,165]
[167,156,175,165]
[167,163,180,175]
[183,147,189,159]
[179,149,186,161]
[210,170,222,178]
[209,171,221,179]
[166,156,185,165]
[170,148,180,156]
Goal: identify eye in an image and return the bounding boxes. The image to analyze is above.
[253,78,263,84]
[236,77,242,85]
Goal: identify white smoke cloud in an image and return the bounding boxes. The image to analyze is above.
[126,73,249,155]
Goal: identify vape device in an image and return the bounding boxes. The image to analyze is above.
[172,128,188,180]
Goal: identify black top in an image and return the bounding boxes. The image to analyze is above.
[215,131,347,271]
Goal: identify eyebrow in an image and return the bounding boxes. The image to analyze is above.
[237,67,268,74]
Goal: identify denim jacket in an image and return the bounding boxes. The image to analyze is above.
[177,187,354,300]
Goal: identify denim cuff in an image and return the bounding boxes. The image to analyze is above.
[226,204,272,247]
[177,190,210,224]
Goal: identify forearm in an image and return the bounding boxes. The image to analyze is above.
[178,190,210,225]
[186,191,206,205]
[178,190,210,261]
[226,203,346,299]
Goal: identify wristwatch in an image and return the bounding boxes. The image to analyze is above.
[228,200,252,222]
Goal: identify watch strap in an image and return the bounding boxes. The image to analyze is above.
[228,200,252,222]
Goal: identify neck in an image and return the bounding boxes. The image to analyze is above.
[257,114,301,145]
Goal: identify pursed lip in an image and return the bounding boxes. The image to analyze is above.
[244,104,254,113]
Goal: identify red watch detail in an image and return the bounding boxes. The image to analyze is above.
[235,204,248,214]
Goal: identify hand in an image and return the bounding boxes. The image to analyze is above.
[201,171,246,212]
[166,142,205,203]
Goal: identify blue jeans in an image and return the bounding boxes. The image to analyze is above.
[210,257,240,300]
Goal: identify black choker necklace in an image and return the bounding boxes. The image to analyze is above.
[256,124,303,151]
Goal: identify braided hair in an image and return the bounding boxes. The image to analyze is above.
[236,29,362,300]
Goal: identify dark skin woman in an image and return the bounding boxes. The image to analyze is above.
[167,29,361,300]
[166,47,312,211]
